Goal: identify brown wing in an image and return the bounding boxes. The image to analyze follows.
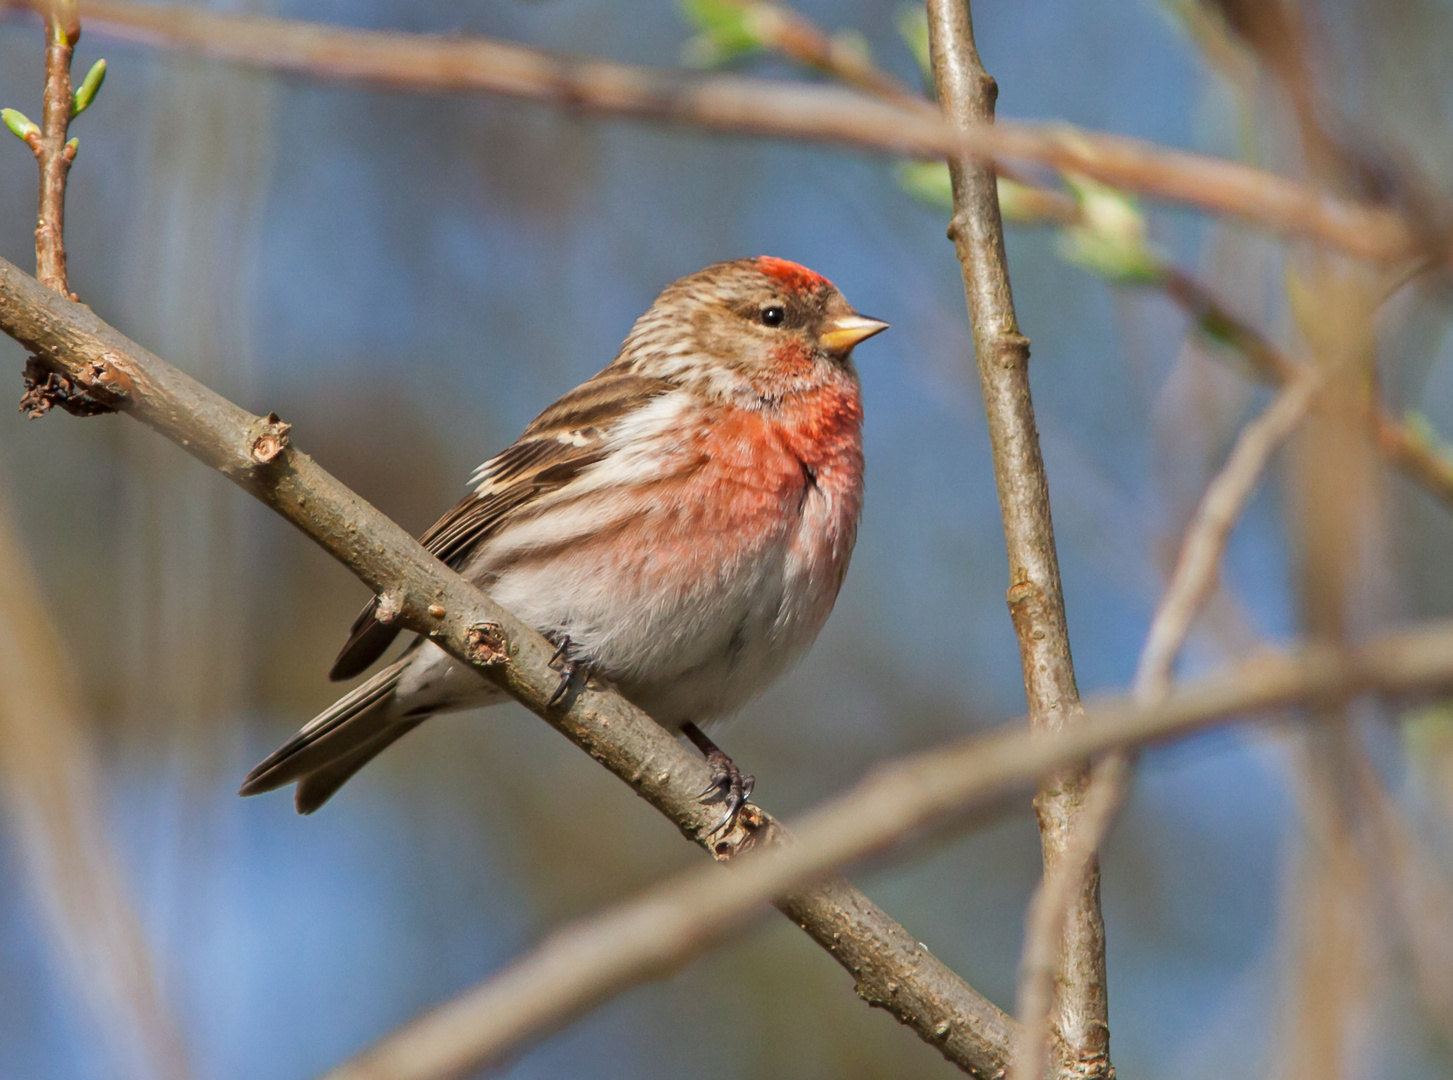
[328,367,673,681]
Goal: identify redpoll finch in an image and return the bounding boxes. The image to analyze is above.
[240,257,887,830]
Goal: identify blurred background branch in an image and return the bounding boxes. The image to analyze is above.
[0,483,189,1080]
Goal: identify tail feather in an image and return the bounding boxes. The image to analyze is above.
[239,658,417,805]
[292,717,426,814]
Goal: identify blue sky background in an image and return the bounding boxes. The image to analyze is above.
[2,1,1452,1078]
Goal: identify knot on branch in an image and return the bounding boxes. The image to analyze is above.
[465,621,508,666]
[18,355,118,418]
[707,804,768,860]
[249,411,291,464]
[1006,578,1047,631]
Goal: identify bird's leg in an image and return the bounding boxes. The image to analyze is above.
[544,633,588,709]
[681,721,755,836]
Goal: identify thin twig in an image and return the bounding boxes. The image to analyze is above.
[0,0,1421,262]
[1134,372,1325,699]
[0,252,1014,1078]
[926,2,1109,1075]
[31,0,77,296]
[324,619,1453,1080]
[1010,370,1324,1080]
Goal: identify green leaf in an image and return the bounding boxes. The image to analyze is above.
[1,108,39,142]
[72,58,106,117]
[680,0,765,67]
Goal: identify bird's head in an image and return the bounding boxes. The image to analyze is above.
[619,256,888,404]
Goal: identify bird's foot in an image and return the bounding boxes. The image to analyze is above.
[700,749,755,837]
[681,721,755,837]
[545,634,589,708]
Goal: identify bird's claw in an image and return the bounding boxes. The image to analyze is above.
[545,634,589,709]
[699,748,755,837]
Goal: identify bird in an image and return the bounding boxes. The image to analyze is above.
[239,256,887,832]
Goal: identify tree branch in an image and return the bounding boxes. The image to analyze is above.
[0,0,1422,262]
[925,2,1109,1075]
[0,252,1014,1077]
[326,616,1453,1080]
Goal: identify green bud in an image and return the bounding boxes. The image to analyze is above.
[64,136,79,156]
[72,58,106,116]
[2,108,39,142]
[679,0,766,67]
[1058,174,1164,284]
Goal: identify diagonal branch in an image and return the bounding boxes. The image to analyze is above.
[926,1,1109,1075]
[324,617,1453,1080]
[0,0,1422,263]
[0,252,1014,1077]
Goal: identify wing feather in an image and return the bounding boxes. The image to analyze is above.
[328,366,674,681]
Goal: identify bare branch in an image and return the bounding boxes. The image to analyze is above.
[926,2,1109,1074]
[0,252,1013,1077]
[1010,370,1324,1080]
[0,0,1422,261]
[1134,372,1324,699]
[327,619,1453,1080]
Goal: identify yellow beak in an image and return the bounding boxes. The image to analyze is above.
[820,313,889,353]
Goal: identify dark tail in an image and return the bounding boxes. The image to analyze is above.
[239,658,427,814]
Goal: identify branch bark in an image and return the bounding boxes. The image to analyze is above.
[0,0,1422,262]
[0,252,1013,1077]
[925,2,1109,1075]
[326,616,1453,1080]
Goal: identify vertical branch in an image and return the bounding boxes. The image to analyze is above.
[11,0,111,417]
[1276,262,1381,1080]
[923,2,1110,1077]
[33,0,81,297]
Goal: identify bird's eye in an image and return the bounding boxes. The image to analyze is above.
[760,306,785,327]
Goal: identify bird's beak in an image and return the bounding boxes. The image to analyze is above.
[820,313,889,353]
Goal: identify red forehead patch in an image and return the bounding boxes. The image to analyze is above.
[757,256,831,294]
